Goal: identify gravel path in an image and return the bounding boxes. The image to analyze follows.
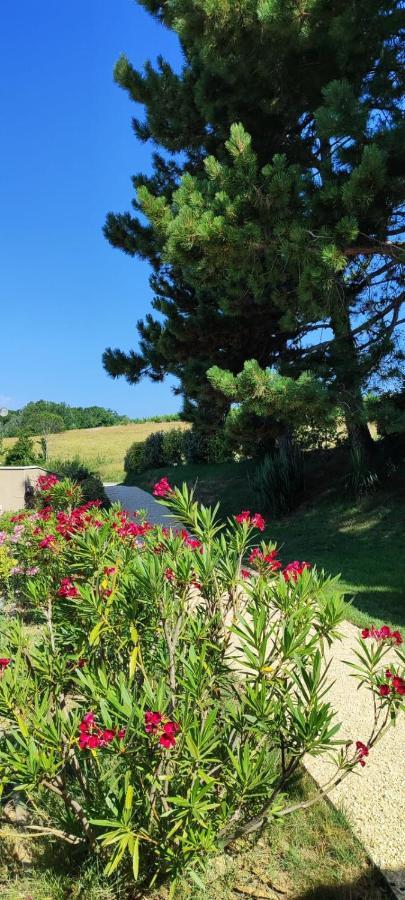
[305,621,405,899]
[105,484,405,897]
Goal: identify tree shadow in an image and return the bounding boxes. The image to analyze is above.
[297,866,401,899]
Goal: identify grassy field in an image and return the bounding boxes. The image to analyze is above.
[0,774,393,899]
[2,422,189,483]
[132,457,405,631]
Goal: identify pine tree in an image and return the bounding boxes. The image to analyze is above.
[105,0,404,448]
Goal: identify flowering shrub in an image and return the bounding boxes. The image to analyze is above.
[0,475,403,892]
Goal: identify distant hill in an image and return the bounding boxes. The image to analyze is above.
[0,400,180,438]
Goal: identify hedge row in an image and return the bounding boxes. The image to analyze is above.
[124,428,233,475]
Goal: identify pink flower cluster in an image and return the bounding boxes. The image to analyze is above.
[355,740,369,767]
[153,477,173,498]
[10,565,39,577]
[113,517,152,539]
[39,534,56,550]
[144,711,180,749]
[55,502,102,540]
[10,525,25,544]
[249,547,282,571]
[58,577,79,598]
[0,658,11,673]
[361,625,402,646]
[234,511,266,531]
[36,474,59,492]
[78,712,125,750]
[283,560,312,582]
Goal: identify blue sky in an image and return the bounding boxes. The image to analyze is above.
[0,0,182,416]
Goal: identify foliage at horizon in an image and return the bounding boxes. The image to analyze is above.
[0,401,180,439]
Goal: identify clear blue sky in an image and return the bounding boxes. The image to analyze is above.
[0,0,182,416]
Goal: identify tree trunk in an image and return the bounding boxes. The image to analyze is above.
[329,299,375,456]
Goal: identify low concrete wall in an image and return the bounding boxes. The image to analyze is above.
[0,466,48,514]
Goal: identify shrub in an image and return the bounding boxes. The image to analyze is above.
[162,428,184,466]
[4,434,41,466]
[253,443,305,516]
[143,430,166,469]
[124,441,146,476]
[345,444,380,498]
[182,429,209,463]
[0,479,402,892]
[205,432,233,464]
[49,458,109,506]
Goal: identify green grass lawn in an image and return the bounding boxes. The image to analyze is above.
[130,458,405,631]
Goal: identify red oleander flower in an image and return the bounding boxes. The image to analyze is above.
[392,676,405,696]
[145,712,180,748]
[360,625,403,645]
[235,511,266,531]
[78,713,123,751]
[283,560,312,582]
[37,506,53,521]
[162,721,180,736]
[103,566,116,576]
[379,684,390,696]
[164,567,175,583]
[153,477,173,498]
[235,510,251,524]
[159,733,176,749]
[144,711,163,734]
[181,530,202,550]
[385,669,393,679]
[251,513,266,532]
[355,740,369,767]
[37,474,58,491]
[58,577,79,598]
[0,658,11,671]
[117,729,126,739]
[39,534,56,549]
[241,568,251,579]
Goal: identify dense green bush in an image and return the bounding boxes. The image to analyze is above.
[124,440,146,475]
[143,430,166,469]
[0,477,402,892]
[162,428,184,466]
[182,429,209,463]
[4,434,41,466]
[253,443,305,516]
[49,458,109,506]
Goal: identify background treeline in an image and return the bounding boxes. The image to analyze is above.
[0,400,180,437]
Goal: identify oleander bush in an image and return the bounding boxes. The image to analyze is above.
[0,474,403,895]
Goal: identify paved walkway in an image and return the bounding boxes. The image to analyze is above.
[104,484,405,898]
[104,482,180,529]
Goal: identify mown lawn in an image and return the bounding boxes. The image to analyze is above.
[0,774,393,899]
[131,458,405,631]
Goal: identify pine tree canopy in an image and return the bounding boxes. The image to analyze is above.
[104,0,404,446]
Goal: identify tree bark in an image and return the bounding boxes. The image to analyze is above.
[329,298,375,456]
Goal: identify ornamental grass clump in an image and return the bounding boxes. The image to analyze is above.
[0,474,403,893]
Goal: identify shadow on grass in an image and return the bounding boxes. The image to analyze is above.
[297,868,398,899]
